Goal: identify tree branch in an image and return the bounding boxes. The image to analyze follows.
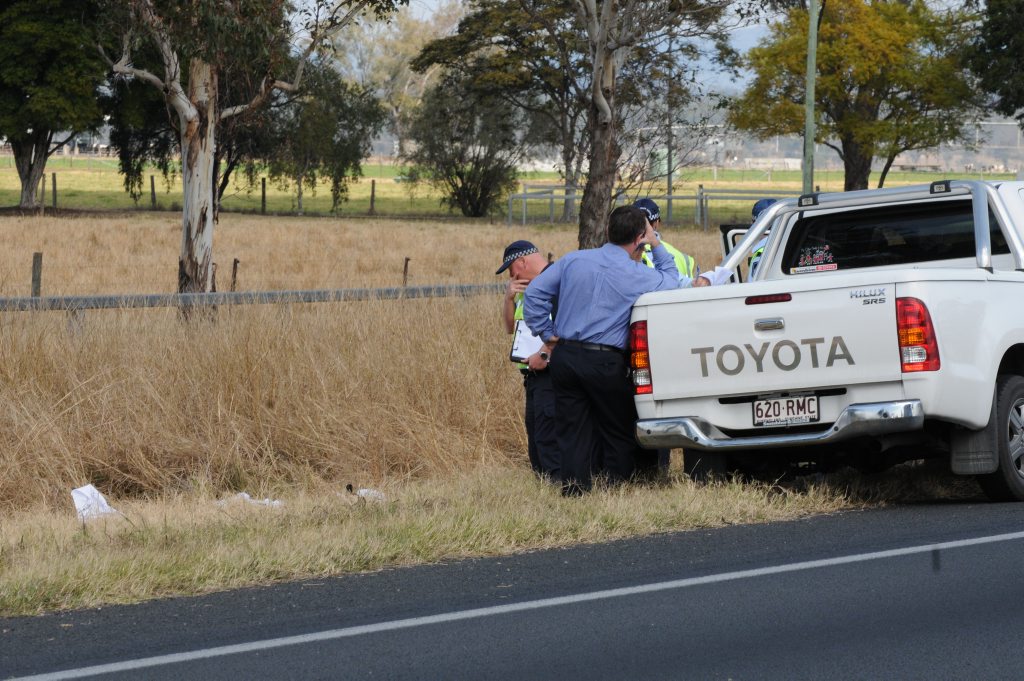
[104,32,166,91]
[222,0,376,121]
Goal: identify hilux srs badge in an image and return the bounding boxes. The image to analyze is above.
[850,287,887,305]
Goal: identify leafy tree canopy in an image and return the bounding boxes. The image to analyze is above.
[969,0,1024,125]
[0,0,105,137]
[0,0,108,207]
[728,0,981,190]
[333,1,462,156]
[97,0,406,292]
[412,0,592,223]
[266,61,386,212]
[404,72,530,217]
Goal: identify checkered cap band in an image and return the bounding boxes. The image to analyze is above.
[503,246,538,266]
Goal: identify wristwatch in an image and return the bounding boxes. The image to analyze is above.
[539,351,550,362]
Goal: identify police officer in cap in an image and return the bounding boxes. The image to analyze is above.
[497,240,560,480]
[633,197,699,283]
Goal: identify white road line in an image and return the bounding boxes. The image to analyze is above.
[16,529,1024,680]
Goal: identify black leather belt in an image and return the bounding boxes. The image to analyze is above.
[558,339,625,353]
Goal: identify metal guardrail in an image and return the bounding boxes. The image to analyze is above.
[0,283,506,312]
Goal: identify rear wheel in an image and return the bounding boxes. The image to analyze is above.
[977,375,1024,502]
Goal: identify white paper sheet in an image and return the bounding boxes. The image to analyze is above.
[509,319,544,363]
[71,484,120,521]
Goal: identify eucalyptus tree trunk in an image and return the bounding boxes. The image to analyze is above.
[176,59,218,294]
[578,121,619,248]
[577,51,619,249]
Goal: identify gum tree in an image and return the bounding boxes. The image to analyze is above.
[572,0,731,247]
[334,1,462,158]
[100,0,404,293]
[413,0,732,244]
[266,62,385,214]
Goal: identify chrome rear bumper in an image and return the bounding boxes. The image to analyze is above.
[635,400,924,451]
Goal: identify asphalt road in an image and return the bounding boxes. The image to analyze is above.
[4,502,1024,680]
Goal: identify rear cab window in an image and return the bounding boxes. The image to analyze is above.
[780,199,1008,275]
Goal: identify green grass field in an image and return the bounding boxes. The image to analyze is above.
[2,153,1013,225]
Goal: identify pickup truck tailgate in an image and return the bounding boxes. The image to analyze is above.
[644,281,902,400]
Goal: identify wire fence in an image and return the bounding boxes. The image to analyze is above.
[0,282,505,313]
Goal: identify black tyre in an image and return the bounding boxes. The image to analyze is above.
[977,374,1024,502]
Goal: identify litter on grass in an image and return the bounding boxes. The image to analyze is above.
[216,492,284,508]
[71,484,120,521]
[345,484,385,502]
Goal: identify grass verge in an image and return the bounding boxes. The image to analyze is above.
[2,466,862,617]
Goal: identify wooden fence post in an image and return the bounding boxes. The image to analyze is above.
[261,178,267,214]
[51,172,57,209]
[369,179,376,215]
[150,176,156,209]
[31,252,42,297]
[230,258,240,292]
[402,257,411,287]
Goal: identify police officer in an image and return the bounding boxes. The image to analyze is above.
[748,198,778,279]
[497,240,559,480]
[633,198,699,282]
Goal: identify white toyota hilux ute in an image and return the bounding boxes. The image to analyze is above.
[629,180,1024,501]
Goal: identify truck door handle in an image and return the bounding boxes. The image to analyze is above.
[755,318,785,331]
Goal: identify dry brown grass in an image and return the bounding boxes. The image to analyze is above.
[0,212,726,295]
[0,214,721,510]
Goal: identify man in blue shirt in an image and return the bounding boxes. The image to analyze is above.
[524,205,716,495]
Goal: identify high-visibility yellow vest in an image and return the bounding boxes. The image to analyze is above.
[513,292,528,370]
[642,240,698,280]
[748,236,768,279]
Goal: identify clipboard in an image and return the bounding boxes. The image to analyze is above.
[509,319,544,363]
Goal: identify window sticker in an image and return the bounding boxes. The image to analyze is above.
[791,263,839,274]
[790,243,837,274]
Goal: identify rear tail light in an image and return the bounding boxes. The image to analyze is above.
[896,297,940,372]
[629,320,653,395]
